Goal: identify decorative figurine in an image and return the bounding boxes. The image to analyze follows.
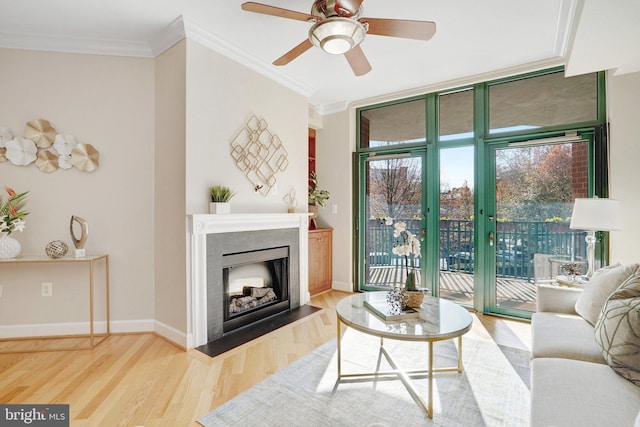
[45,240,68,259]
[70,215,88,257]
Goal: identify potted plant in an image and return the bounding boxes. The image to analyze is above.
[0,186,29,259]
[308,172,330,228]
[392,221,424,307]
[209,185,235,214]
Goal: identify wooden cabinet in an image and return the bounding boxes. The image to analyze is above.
[308,228,332,295]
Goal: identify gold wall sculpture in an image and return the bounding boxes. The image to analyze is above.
[230,115,289,196]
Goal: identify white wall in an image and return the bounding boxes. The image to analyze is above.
[154,40,188,343]
[0,48,155,335]
[316,110,354,292]
[185,40,309,215]
[607,71,640,264]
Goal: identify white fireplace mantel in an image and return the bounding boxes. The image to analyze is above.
[187,213,310,348]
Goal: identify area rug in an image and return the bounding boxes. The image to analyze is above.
[198,328,530,426]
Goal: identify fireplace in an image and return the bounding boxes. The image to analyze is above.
[204,226,301,343]
[188,213,310,349]
[223,246,290,333]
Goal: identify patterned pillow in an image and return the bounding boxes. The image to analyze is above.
[575,263,639,325]
[594,271,640,386]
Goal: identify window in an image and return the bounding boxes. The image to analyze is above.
[360,99,426,148]
[488,71,598,135]
[439,89,474,141]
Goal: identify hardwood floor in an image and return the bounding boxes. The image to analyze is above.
[0,291,531,426]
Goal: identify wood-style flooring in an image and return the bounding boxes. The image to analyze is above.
[0,290,531,426]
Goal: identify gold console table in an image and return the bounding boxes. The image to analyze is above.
[0,254,110,353]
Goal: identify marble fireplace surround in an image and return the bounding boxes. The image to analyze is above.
[188,213,310,348]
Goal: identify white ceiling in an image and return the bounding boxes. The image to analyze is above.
[1,0,638,114]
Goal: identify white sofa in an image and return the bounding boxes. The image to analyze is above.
[531,280,640,426]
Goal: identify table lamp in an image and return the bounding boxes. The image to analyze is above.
[569,197,622,278]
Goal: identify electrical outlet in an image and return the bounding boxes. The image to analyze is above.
[42,282,53,297]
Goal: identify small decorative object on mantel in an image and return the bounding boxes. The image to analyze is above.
[209,185,235,214]
[70,215,89,258]
[283,188,298,213]
[45,240,69,259]
[0,119,100,173]
[308,172,329,229]
[230,115,289,197]
[0,186,29,260]
[392,220,424,307]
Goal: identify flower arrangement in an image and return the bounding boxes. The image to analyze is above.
[308,172,330,207]
[0,186,28,236]
[392,221,421,291]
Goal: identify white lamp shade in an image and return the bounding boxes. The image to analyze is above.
[309,17,366,55]
[569,198,622,231]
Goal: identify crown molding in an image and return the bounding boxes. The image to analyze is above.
[315,101,350,116]
[0,30,153,57]
[178,16,315,99]
[148,16,187,57]
[350,57,566,111]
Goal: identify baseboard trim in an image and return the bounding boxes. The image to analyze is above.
[154,320,188,349]
[0,319,154,339]
[332,280,353,293]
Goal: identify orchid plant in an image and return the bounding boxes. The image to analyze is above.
[0,186,28,236]
[392,221,421,291]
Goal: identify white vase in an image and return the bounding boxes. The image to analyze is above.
[209,202,231,214]
[0,234,21,259]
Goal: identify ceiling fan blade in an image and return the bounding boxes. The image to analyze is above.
[344,45,372,76]
[241,2,316,22]
[273,39,313,66]
[361,18,436,41]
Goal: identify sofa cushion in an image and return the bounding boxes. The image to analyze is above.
[531,312,605,363]
[531,358,640,427]
[536,283,581,314]
[595,271,640,385]
[575,263,639,325]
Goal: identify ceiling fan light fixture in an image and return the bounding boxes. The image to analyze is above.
[309,17,366,55]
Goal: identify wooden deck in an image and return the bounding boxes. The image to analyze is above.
[367,266,536,311]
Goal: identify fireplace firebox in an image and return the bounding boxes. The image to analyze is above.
[205,227,301,344]
[223,246,289,333]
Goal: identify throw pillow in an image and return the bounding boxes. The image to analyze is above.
[575,263,639,325]
[594,271,640,386]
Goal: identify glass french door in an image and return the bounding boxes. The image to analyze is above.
[485,137,591,316]
[438,146,475,305]
[360,152,426,291]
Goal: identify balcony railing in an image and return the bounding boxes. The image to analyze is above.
[366,218,587,282]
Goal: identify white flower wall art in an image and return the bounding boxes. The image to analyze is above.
[0,119,100,173]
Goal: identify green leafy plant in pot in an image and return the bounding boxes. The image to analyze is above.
[308,172,329,228]
[308,172,330,207]
[209,185,235,214]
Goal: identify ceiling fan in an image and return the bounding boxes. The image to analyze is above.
[241,0,436,76]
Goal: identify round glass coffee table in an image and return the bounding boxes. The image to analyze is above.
[335,291,473,419]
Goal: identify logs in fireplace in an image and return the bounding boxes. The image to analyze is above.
[229,286,278,314]
[222,246,290,333]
